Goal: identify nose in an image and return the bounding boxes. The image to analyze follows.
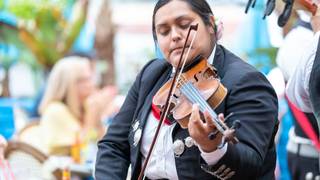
[171,27,182,42]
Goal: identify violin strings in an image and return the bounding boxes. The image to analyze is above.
[179,79,226,133]
[187,83,227,130]
[186,83,226,132]
[178,78,210,112]
[178,78,213,115]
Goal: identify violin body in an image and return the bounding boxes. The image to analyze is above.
[153,57,227,128]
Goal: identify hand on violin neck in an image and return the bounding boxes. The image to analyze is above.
[188,104,224,153]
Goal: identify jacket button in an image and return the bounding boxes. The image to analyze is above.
[173,139,185,156]
[133,128,142,146]
[184,136,195,148]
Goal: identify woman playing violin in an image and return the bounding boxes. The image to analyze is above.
[95,0,278,179]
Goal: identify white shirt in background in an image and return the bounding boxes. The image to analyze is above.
[286,31,320,112]
[276,25,314,82]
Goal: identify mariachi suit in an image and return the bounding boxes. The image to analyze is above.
[95,45,279,180]
[310,35,320,121]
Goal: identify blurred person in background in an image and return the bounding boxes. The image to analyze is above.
[276,11,314,82]
[270,3,317,180]
[95,0,278,179]
[308,6,320,125]
[29,51,99,119]
[37,56,116,155]
[285,2,320,179]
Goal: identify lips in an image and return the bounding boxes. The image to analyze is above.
[170,46,191,54]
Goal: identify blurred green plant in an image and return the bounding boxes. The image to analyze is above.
[0,0,4,10]
[247,47,278,73]
[0,0,88,96]
[1,0,88,68]
[0,18,42,75]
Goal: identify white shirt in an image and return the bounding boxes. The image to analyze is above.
[141,113,179,180]
[276,25,314,82]
[140,46,228,179]
[286,31,320,112]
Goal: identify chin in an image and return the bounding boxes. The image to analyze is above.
[168,51,197,67]
[166,57,178,67]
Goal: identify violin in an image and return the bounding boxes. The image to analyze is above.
[153,55,227,130]
[137,24,240,180]
[153,55,241,143]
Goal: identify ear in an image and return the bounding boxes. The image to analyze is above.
[208,15,216,34]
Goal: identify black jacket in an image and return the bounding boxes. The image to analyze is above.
[309,35,320,122]
[95,45,279,180]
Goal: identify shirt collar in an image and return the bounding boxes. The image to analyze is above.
[208,45,216,65]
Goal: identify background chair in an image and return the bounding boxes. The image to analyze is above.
[4,141,59,180]
[16,120,44,152]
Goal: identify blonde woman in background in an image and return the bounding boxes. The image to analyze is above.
[38,56,116,155]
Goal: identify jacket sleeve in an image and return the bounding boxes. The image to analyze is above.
[200,71,278,179]
[95,70,142,180]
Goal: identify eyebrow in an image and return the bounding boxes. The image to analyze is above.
[155,15,192,29]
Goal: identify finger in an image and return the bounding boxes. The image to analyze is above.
[203,110,215,128]
[190,104,201,123]
[218,113,225,122]
[189,104,205,131]
[188,104,199,136]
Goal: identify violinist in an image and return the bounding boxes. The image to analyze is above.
[286,1,320,179]
[95,0,278,179]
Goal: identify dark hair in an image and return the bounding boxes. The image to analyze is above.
[152,0,214,41]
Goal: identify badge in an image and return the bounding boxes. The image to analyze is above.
[133,128,142,147]
[132,121,139,132]
[173,139,185,156]
[305,172,313,180]
[184,136,195,148]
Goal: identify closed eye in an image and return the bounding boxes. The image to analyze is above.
[179,20,191,29]
[158,28,170,36]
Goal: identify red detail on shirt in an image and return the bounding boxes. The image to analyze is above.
[286,96,320,150]
[151,102,172,125]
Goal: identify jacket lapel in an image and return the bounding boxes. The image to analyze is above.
[212,45,226,78]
